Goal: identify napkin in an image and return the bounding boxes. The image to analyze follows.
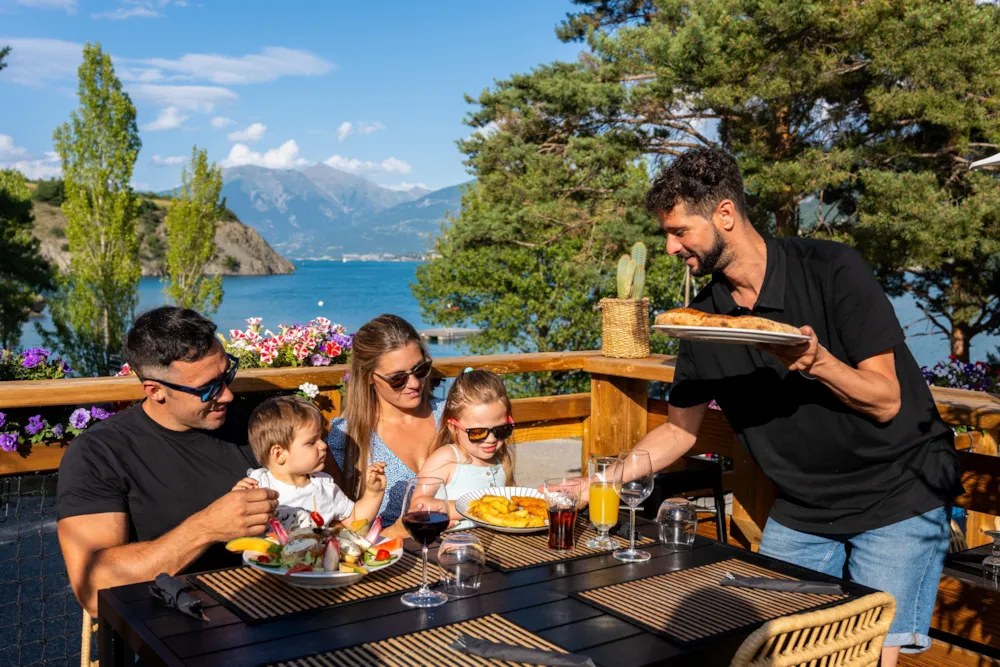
[149,573,209,621]
[450,633,596,666]
[720,572,843,595]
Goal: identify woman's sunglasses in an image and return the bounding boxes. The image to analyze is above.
[448,417,515,443]
[141,353,239,403]
[373,359,433,391]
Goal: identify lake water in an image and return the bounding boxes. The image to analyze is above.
[17,260,999,369]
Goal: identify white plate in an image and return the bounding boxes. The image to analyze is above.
[242,536,403,590]
[456,486,549,534]
[652,324,810,346]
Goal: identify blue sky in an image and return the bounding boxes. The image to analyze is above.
[0,0,582,192]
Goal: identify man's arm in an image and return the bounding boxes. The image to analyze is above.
[59,488,277,617]
[758,326,901,423]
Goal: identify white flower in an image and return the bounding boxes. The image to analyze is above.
[298,382,319,399]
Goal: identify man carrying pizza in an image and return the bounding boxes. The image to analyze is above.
[616,148,960,665]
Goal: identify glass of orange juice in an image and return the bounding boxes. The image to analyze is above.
[586,456,619,549]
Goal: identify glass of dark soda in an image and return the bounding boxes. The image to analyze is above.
[543,478,581,551]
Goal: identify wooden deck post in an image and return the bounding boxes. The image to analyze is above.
[586,373,648,470]
[964,428,999,548]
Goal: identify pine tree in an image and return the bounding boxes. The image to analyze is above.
[0,170,55,348]
[39,43,141,376]
[164,146,225,315]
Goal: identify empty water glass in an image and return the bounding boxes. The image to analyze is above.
[438,533,487,598]
[657,498,698,550]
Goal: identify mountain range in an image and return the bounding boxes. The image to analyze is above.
[220,164,467,259]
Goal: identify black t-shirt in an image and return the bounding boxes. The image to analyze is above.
[669,235,960,534]
[56,403,258,573]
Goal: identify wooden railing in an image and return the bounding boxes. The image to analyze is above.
[1,351,998,548]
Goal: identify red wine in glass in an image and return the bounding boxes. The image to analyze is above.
[402,511,450,546]
[548,508,578,550]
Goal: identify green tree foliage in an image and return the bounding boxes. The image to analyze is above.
[0,170,55,348]
[39,43,141,376]
[163,146,225,315]
[32,178,65,206]
[413,63,686,396]
[0,45,9,72]
[848,2,1000,361]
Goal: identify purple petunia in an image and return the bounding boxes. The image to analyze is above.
[21,353,43,369]
[331,333,353,351]
[69,408,91,429]
[25,415,46,435]
[51,423,64,438]
[310,354,330,366]
[91,407,111,421]
[0,433,17,453]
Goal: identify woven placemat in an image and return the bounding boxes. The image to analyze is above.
[193,551,442,623]
[468,518,655,572]
[268,613,570,666]
[571,558,847,646]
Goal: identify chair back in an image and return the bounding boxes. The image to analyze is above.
[730,592,896,667]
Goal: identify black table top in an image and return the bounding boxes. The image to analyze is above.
[98,524,874,667]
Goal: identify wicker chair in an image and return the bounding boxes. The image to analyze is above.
[81,609,98,667]
[730,592,896,667]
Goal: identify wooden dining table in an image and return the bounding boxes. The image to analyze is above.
[97,519,875,667]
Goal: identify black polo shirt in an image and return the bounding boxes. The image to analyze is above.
[669,235,960,534]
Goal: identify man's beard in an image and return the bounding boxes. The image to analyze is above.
[688,226,730,277]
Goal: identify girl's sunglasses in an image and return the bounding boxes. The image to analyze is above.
[448,417,515,443]
[373,359,433,391]
[141,353,239,403]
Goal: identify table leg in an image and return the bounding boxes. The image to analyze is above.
[99,614,135,667]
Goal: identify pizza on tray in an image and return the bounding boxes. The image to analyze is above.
[654,307,802,336]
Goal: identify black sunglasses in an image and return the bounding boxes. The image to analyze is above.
[141,353,239,403]
[449,418,515,443]
[373,359,433,391]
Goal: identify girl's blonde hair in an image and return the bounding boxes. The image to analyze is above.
[431,369,515,484]
[341,314,433,500]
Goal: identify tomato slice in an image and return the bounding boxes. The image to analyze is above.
[285,563,313,575]
[310,511,324,527]
[376,549,390,561]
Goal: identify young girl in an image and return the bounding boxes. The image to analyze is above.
[417,369,515,528]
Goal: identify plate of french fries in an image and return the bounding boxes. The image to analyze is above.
[456,486,549,534]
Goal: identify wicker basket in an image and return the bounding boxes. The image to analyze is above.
[600,297,650,358]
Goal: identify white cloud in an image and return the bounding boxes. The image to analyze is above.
[380,182,429,191]
[0,135,28,159]
[470,121,500,140]
[227,122,266,143]
[16,0,75,13]
[358,121,385,136]
[140,47,334,85]
[0,38,82,86]
[337,122,353,142]
[129,84,238,112]
[323,154,412,174]
[221,140,307,169]
[151,154,186,167]
[142,106,188,131]
[92,5,160,19]
[210,116,235,128]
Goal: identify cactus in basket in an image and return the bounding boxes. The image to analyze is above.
[615,241,647,299]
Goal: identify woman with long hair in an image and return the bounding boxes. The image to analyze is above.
[327,314,444,537]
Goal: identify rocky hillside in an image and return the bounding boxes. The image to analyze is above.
[30,197,295,277]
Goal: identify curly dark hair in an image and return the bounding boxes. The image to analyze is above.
[645,148,748,220]
[125,306,218,377]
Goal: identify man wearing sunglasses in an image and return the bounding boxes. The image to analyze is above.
[56,307,278,617]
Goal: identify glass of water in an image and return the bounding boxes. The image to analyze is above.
[657,498,698,550]
[984,530,1000,590]
[437,532,486,598]
[613,449,653,563]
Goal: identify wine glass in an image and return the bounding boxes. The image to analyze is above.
[586,456,619,549]
[400,477,449,608]
[613,449,653,563]
[985,530,1000,590]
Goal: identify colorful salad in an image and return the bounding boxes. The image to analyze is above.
[226,516,402,575]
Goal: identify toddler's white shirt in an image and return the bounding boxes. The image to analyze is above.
[247,468,355,530]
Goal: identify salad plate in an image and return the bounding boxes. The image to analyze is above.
[229,518,405,590]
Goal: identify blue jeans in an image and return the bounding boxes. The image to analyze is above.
[759,507,949,653]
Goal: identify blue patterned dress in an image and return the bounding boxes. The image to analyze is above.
[327,398,445,526]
